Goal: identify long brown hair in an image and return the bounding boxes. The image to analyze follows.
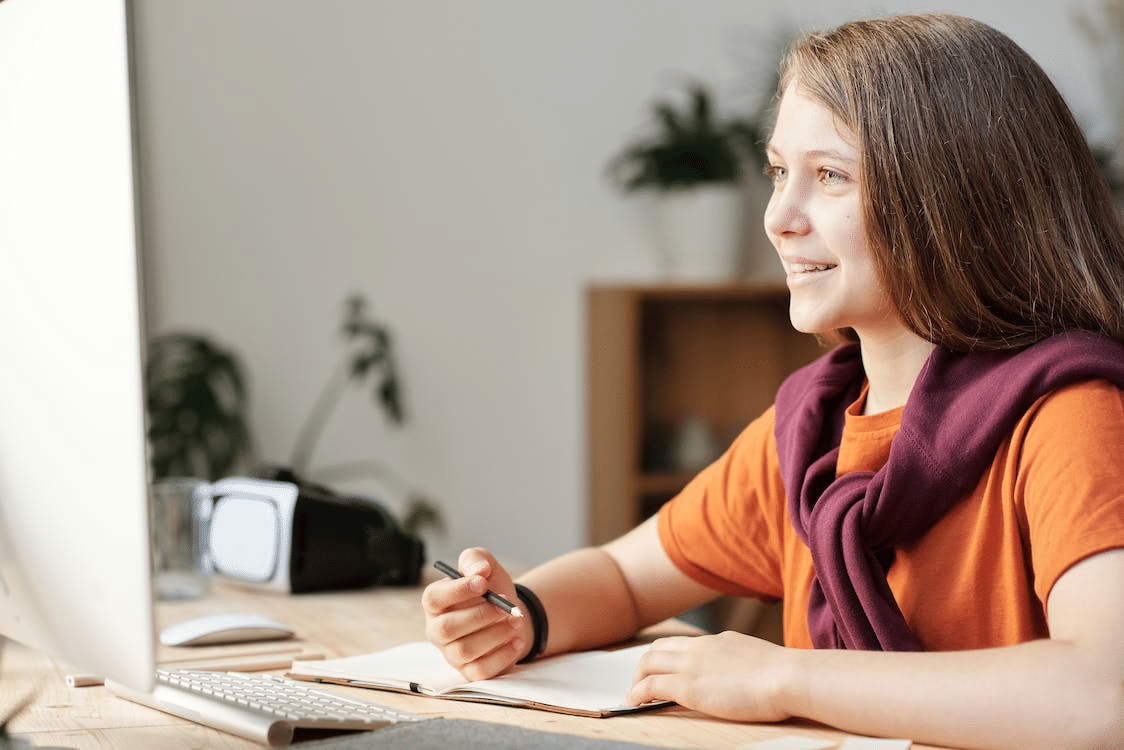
[782,13,1124,351]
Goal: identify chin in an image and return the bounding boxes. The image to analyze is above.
[787,308,838,337]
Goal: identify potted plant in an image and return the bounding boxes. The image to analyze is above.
[607,81,770,281]
[608,82,766,190]
[145,332,254,482]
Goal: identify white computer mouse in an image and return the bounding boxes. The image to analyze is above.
[159,612,296,647]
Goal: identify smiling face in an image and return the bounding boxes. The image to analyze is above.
[763,85,904,342]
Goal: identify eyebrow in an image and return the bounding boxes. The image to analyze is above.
[765,144,859,166]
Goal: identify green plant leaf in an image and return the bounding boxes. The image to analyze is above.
[608,80,760,192]
[379,373,404,425]
[145,332,253,481]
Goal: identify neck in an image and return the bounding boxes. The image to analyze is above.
[857,330,936,415]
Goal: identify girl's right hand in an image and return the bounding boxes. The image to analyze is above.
[421,547,531,681]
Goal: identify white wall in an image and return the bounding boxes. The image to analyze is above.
[129,0,1109,568]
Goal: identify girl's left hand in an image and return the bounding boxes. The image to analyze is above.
[626,631,798,723]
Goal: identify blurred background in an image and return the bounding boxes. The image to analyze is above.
[129,0,1120,568]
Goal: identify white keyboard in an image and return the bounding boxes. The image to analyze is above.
[106,669,422,746]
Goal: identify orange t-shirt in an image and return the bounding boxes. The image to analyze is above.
[658,379,1124,650]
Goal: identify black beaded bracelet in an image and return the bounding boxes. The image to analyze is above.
[514,583,549,664]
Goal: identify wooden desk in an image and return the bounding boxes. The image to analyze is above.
[0,582,947,750]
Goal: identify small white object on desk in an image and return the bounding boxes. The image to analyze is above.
[159,612,295,647]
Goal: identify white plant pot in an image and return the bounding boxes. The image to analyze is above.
[649,184,743,282]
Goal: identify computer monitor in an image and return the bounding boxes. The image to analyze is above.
[0,0,155,692]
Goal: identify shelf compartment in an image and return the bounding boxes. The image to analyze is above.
[587,283,824,545]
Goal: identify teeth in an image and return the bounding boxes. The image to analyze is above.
[790,262,836,273]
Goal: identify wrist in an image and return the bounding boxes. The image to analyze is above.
[514,583,549,663]
[775,645,812,719]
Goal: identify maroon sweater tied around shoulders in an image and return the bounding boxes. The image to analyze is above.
[773,330,1124,651]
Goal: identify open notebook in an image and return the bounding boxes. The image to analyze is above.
[287,641,671,718]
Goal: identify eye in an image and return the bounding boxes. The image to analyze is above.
[763,164,787,183]
[819,168,848,186]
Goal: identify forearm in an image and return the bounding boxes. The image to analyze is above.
[515,515,719,660]
[516,546,643,657]
[786,639,1124,750]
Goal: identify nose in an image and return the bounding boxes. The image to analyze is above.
[763,184,811,243]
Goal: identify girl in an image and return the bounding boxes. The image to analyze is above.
[422,14,1124,750]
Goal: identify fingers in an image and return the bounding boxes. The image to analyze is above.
[422,547,528,681]
[421,548,506,616]
[424,584,521,647]
[436,616,523,674]
[627,672,681,708]
[421,572,487,616]
[444,621,526,681]
[632,637,689,675]
[625,637,692,707]
[423,593,524,679]
[458,547,497,579]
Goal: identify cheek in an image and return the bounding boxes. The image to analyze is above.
[838,213,873,263]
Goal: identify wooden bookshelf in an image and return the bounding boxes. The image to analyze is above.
[586,283,825,546]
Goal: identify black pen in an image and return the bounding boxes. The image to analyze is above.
[433,560,524,617]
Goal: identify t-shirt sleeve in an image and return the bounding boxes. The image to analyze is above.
[1017,380,1124,611]
[657,406,788,600]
